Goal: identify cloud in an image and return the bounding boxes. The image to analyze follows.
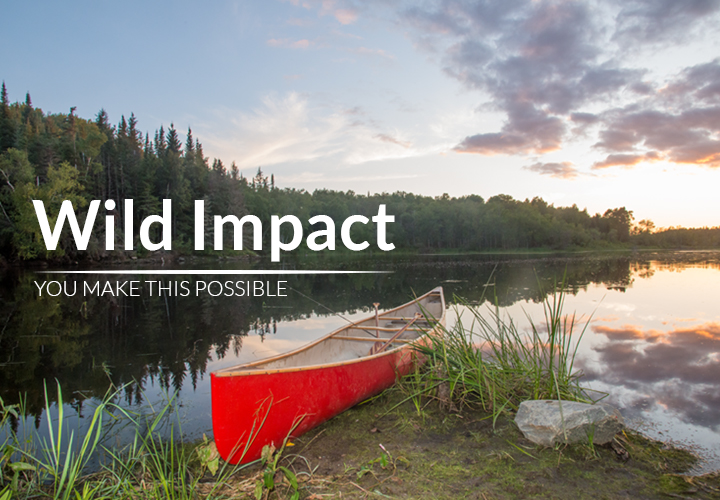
[570,112,600,125]
[267,38,313,49]
[455,102,566,155]
[613,0,720,45]
[403,1,637,156]
[396,0,720,172]
[342,106,364,116]
[267,0,720,176]
[275,4,393,61]
[205,92,346,168]
[374,133,411,148]
[524,161,578,179]
[594,81,720,168]
[286,17,313,27]
[289,0,359,25]
[200,92,449,170]
[334,8,358,24]
[348,46,395,60]
[281,171,421,184]
[580,321,720,426]
[673,59,720,101]
[592,151,661,169]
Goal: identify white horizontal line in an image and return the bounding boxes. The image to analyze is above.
[41,270,391,275]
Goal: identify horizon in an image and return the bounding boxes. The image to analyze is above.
[2,1,719,228]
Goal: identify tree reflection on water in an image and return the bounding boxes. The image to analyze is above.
[0,253,639,418]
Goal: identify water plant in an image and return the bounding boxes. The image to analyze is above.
[0,383,251,499]
[36,381,112,500]
[412,277,592,423]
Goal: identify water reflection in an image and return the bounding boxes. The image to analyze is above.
[1,251,720,471]
[0,253,638,413]
[584,321,720,435]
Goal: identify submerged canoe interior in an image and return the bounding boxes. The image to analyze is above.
[218,291,445,373]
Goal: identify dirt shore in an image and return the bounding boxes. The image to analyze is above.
[228,390,720,499]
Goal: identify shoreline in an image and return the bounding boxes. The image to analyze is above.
[3,385,719,499]
[228,389,720,499]
[5,246,720,272]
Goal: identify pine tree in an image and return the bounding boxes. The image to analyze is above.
[188,137,208,201]
[160,123,189,239]
[66,106,78,163]
[166,123,181,154]
[253,167,267,190]
[144,133,152,156]
[212,158,225,174]
[21,93,33,125]
[95,109,110,131]
[184,127,205,200]
[118,115,128,138]
[0,82,14,152]
[94,108,114,200]
[154,125,166,156]
[128,113,140,144]
[185,128,194,156]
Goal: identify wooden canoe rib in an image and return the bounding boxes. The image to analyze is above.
[210,287,446,464]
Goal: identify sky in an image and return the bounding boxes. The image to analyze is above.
[2,0,720,228]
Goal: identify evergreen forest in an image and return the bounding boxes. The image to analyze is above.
[1,82,718,263]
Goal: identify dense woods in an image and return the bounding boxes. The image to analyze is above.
[1,83,718,263]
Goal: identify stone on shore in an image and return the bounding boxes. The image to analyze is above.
[515,400,624,447]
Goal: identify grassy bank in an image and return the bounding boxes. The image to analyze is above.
[3,387,719,500]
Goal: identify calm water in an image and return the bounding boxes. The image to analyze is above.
[1,251,719,472]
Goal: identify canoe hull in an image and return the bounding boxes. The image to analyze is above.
[210,342,423,464]
[211,287,445,464]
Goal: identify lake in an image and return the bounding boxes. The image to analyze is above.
[1,251,719,473]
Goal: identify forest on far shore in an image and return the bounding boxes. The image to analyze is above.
[1,82,718,263]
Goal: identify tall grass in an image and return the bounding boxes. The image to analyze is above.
[0,383,249,499]
[413,280,593,422]
[37,382,113,500]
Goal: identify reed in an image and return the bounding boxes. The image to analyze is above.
[413,278,593,422]
[36,381,114,500]
[0,384,248,499]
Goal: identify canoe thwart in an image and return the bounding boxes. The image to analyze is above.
[369,313,422,355]
[342,325,427,332]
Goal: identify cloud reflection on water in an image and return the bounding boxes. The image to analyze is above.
[581,322,720,428]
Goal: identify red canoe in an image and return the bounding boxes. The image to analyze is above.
[210,287,446,464]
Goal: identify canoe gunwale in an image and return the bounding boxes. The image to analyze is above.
[329,336,413,343]
[212,287,445,378]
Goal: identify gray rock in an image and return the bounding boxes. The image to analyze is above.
[515,400,624,447]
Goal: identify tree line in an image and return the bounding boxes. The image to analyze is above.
[0,82,716,262]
